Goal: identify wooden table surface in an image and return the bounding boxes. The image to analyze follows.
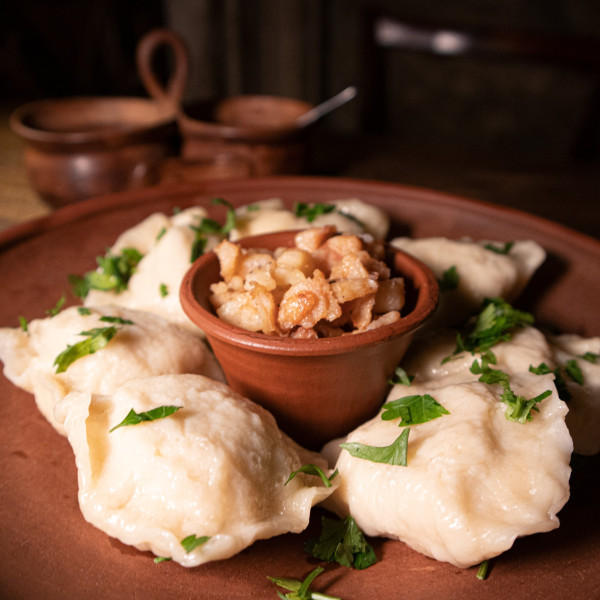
[1,102,597,240]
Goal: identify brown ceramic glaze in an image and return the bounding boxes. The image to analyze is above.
[8,29,187,207]
[1,177,599,600]
[180,230,439,449]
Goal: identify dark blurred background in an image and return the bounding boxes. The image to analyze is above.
[1,0,599,236]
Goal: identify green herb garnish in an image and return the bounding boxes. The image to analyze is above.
[581,351,598,363]
[437,265,459,292]
[99,316,134,325]
[189,198,237,262]
[53,326,120,373]
[46,295,66,317]
[268,566,341,600]
[306,515,377,570]
[109,405,182,432]
[565,359,584,385]
[18,316,28,332]
[484,241,514,255]
[387,366,414,386]
[529,362,571,401]
[285,464,338,488]
[153,556,171,564]
[77,307,92,316]
[341,428,410,467]
[476,559,491,580]
[471,358,551,422]
[159,283,169,297]
[69,247,143,298]
[156,226,167,241]
[381,394,450,426]
[180,534,210,553]
[294,202,336,223]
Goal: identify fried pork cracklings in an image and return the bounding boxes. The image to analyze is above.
[322,372,572,569]
[58,374,337,567]
[390,236,546,329]
[0,306,224,435]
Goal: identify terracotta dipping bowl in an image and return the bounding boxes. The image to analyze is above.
[180,230,439,450]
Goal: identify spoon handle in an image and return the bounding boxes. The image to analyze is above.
[296,86,357,128]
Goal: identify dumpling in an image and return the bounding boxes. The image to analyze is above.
[59,374,336,567]
[229,198,389,241]
[84,207,222,333]
[321,372,572,568]
[548,333,600,455]
[0,305,224,435]
[390,237,545,328]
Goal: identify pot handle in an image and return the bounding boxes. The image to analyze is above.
[136,28,189,108]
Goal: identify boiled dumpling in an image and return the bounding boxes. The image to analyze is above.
[321,372,572,568]
[390,237,545,329]
[0,305,223,435]
[548,333,600,455]
[59,374,337,567]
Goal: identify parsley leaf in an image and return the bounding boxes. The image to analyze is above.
[159,283,169,297]
[46,295,66,317]
[294,202,336,223]
[476,559,491,580]
[445,298,534,361]
[77,307,92,316]
[341,428,410,466]
[381,394,450,425]
[529,362,571,401]
[69,247,143,298]
[565,359,584,385]
[285,464,338,488]
[484,241,514,255]
[581,351,598,363]
[99,316,134,325]
[53,325,120,373]
[180,534,210,553]
[437,265,460,292]
[153,556,171,564]
[156,226,167,241]
[268,567,341,600]
[109,405,182,432]
[189,198,237,262]
[387,366,414,386]
[306,515,377,570]
[18,316,28,332]
[471,358,551,422]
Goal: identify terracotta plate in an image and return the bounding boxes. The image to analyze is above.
[1,176,598,600]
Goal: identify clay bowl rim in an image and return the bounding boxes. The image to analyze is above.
[9,96,177,147]
[177,94,315,144]
[180,230,440,357]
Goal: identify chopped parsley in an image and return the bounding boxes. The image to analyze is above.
[471,358,551,422]
[341,428,410,467]
[77,307,92,316]
[529,362,571,401]
[285,464,338,488]
[46,295,66,317]
[387,366,414,386]
[444,297,534,362]
[99,316,134,325]
[109,405,182,432]
[54,325,121,373]
[437,265,460,292]
[18,316,28,332]
[189,198,237,262]
[294,202,336,223]
[381,394,450,426]
[565,359,584,385]
[156,226,167,241]
[180,534,210,553]
[159,283,169,297]
[581,351,598,363]
[476,559,491,580]
[306,515,377,570]
[153,556,171,564]
[268,566,341,600]
[484,241,514,255]
[69,247,143,298]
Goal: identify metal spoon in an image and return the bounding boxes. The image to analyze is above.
[296,86,357,128]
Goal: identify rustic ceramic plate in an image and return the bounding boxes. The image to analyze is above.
[1,176,598,600]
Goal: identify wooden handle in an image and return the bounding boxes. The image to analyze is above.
[136,28,189,107]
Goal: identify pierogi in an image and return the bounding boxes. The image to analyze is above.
[548,333,600,455]
[58,374,337,567]
[321,372,572,568]
[0,305,223,435]
[390,237,545,329]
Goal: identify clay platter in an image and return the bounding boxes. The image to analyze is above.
[0,176,598,599]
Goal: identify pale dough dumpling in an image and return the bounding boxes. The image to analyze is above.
[549,333,600,455]
[59,374,336,567]
[390,237,545,328]
[230,198,389,241]
[84,207,222,333]
[0,305,223,435]
[322,373,572,568]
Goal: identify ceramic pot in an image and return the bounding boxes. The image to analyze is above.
[180,230,439,449]
[9,29,188,208]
